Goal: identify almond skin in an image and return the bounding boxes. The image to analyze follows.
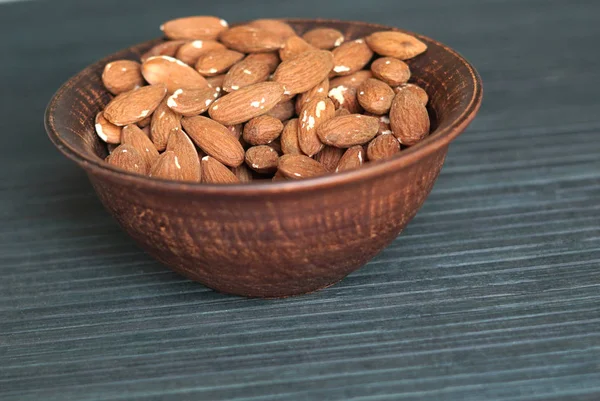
[332,39,373,76]
[328,85,362,113]
[389,90,430,145]
[245,145,279,174]
[102,60,144,95]
[142,56,208,93]
[278,154,327,179]
[280,118,302,155]
[161,16,229,40]
[335,145,365,172]
[175,40,227,66]
[181,116,245,167]
[108,144,149,175]
[121,124,159,167]
[366,133,400,161]
[206,74,226,93]
[298,97,336,156]
[365,113,393,135]
[141,40,186,63]
[225,123,243,140]
[243,115,284,145]
[279,36,316,61]
[273,50,334,95]
[248,19,297,40]
[317,114,379,148]
[302,28,345,50]
[95,112,121,144]
[371,57,411,86]
[357,78,395,115]
[223,55,272,92]
[208,81,285,125]
[201,156,240,184]
[295,78,329,114]
[220,26,285,53]
[137,116,152,128]
[314,146,344,172]
[166,129,201,182]
[335,108,352,117]
[149,151,184,180]
[365,31,427,60]
[195,49,244,76]
[245,52,281,73]
[266,99,296,121]
[232,164,253,183]
[166,86,219,116]
[329,70,374,90]
[104,84,167,126]
[150,99,182,151]
[394,83,428,105]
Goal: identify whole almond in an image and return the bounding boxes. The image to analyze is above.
[166,129,201,182]
[335,108,351,117]
[245,52,280,72]
[278,154,327,179]
[243,115,284,145]
[181,116,245,167]
[366,113,393,135]
[365,31,427,60]
[329,70,373,89]
[248,19,297,40]
[272,170,287,181]
[175,40,227,66]
[298,97,336,156]
[367,133,400,161]
[317,114,379,148]
[371,57,411,86]
[208,81,284,125]
[280,118,302,155]
[142,56,208,93]
[327,85,362,113]
[95,112,121,144]
[137,116,152,128]
[295,78,329,114]
[389,90,430,145]
[102,60,143,95]
[273,50,334,95]
[104,84,167,126]
[141,40,186,63]
[302,28,345,50]
[245,145,279,173]
[279,36,316,61]
[335,145,365,172]
[206,74,226,93]
[141,125,151,137]
[195,49,245,76]
[166,86,219,116]
[225,123,243,140]
[223,56,272,92]
[150,99,182,151]
[121,124,159,167]
[266,138,282,154]
[314,146,344,171]
[266,99,296,121]
[232,164,253,182]
[357,78,395,115]
[220,26,284,53]
[394,83,428,105]
[201,156,240,184]
[332,39,373,75]
[108,144,149,174]
[161,16,229,40]
[149,151,184,180]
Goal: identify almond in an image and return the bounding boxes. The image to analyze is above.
[327,85,362,113]
[314,146,344,171]
[280,118,302,155]
[272,170,288,181]
[195,49,245,76]
[245,52,281,72]
[225,123,243,140]
[273,50,334,95]
[174,40,227,66]
[166,129,201,182]
[278,154,327,179]
[365,31,427,60]
[394,83,428,105]
[335,108,351,117]
[201,156,240,184]
[266,138,282,154]
[365,113,393,135]
[279,36,316,61]
[108,144,149,174]
[121,124,159,167]
[302,28,344,50]
[245,145,279,173]
[161,16,229,40]
[389,90,430,145]
[371,57,411,86]
[248,19,297,40]
[295,78,329,114]
[166,86,219,116]
[103,84,167,126]
[243,115,284,145]
[332,39,373,76]
[298,97,336,156]
[208,81,284,125]
[102,60,144,95]
[141,40,186,63]
[150,99,182,151]
[357,78,395,115]
[335,145,365,172]
[181,116,245,167]
[329,70,373,89]
[317,114,379,148]
[137,116,152,128]
[266,99,296,121]
[95,112,121,144]
[223,55,272,92]
[232,164,253,183]
[142,55,208,93]
[206,74,226,93]
[141,125,151,137]
[366,133,400,161]
[220,26,284,53]
[149,151,184,180]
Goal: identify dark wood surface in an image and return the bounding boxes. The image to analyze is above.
[1,0,599,399]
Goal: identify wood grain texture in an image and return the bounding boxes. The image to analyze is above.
[1,0,600,399]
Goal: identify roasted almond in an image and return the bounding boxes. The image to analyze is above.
[206,74,226,93]
[314,146,344,171]
[166,129,201,182]
[332,39,373,76]
[266,138,282,154]
[150,99,182,151]
[366,133,400,161]
[317,114,379,148]
[295,78,329,114]
[195,49,244,76]
[329,70,373,89]
[141,40,186,63]
[174,40,227,66]
[394,83,428,105]
[121,124,159,167]
[266,99,296,121]
[166,86,219,116]
[95,112,121,144]
[302,28,344,50]
[137,116,152,128]
[335,108,351,117]
[371,57,411,86]
[366,113,393,135]
[142,55,208,93]
[161,16,229,40]
[102,60,144,95]
[208,81,284,125]
[389,90,430,145]
[279,36,316,61]
[103,84,167,126]
[357,78,395,115]
[232,164,253,183]
[278,154,327,179]
[273,50,334,95]
[365,31,427,60]
[149,151,184,180]
[225,123,243,140]
[298,97,336,156]
[280,118,302,155]
[327,85,362,113]
[181,116,245,167]
[108,144,149,174]
[220,26,284,53]
[245,145,279,173]
[201,156,240,184]
[245,52,281,72]
[248,19,297,40]
[335,145,365,172]
[243,115,284,145]
[223,55,272,92]
[272,170,288,181]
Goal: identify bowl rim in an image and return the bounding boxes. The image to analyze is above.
[45,18,483,195]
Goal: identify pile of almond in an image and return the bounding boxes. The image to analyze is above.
[97,16,430,183]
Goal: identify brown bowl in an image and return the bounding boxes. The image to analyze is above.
[45,19,482,298]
